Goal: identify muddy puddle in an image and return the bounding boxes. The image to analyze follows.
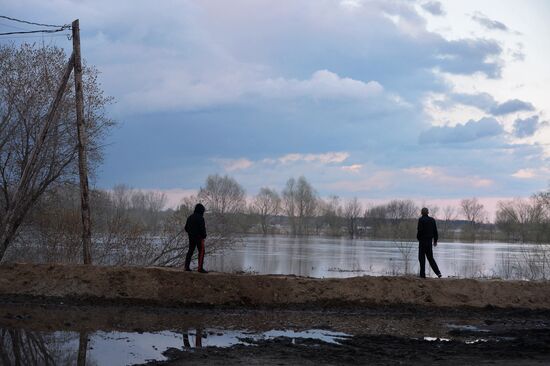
[0,327,349,365]
[0,303,549,365]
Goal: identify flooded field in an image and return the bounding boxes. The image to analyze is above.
[209,236,550,279]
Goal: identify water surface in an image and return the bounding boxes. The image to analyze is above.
[208,236,547,279]
[0,328,349,365]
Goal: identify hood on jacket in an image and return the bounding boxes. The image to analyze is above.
[194,203,206,215]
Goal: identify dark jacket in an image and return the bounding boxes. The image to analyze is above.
[417,215,438,242]
[185,205,207,240]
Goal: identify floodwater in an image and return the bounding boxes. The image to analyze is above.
[0,327,349,365]
[2,306,548,365]
[208,235,548,279]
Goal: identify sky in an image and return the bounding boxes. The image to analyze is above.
[1,0,549,216]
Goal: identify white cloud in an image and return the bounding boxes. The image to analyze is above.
[340,0,362,10]
[141,188,197,209]
[512,168,536,179]
[512,167,550,179]
[404,166,494,188]
[341,164,363,173]
[214,158,254,172]
[403,166,437,177]
[121,68,384,112]
[278,152,350,164]
[260,70,383,100]
[326,171,397,192]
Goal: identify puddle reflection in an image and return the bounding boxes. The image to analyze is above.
[0,327,349,365]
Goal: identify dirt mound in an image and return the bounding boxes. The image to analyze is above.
[0,263,549,309]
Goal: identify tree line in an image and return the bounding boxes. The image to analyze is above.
[190,174,550,243]
[4,173,550,265]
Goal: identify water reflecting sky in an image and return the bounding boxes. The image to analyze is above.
[208,236,542,279]
[0,328,349,366]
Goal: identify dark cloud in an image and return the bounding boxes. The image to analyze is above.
[419,117,503,144]
[511,50,526,62]
[490,99,535,116]
[421,1,445,16]
[447,92,496,111]
[435,39,502,78]
[511,42,526,62]
[443,93,535,116]
[471,12,509,32]
[513,115,540,138]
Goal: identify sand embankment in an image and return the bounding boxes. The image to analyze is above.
[0,263,549,309]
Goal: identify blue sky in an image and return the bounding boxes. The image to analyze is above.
[2,0,549,212]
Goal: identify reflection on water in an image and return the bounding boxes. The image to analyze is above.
[208,236,549,279]
[0,328,349,366]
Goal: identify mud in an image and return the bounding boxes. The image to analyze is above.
[156,329,550,366]
[1,263,550,365]
[0,301,549,365]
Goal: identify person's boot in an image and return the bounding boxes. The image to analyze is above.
[437,273,442,278]
[198,268,209,274]
[184,268,192,272]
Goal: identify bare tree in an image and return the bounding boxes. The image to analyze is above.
[198,174,245,215]
[282,178,297,235]
[364,203,387,238]
[296,177,318,235]
[441,205,457,240]
[319,195,342,236]
[496,198,545,243]
[344,197,362,238]
[364,200,417,272]
[0,329,55,365]
[282,176,317,235]
[460,198,486,242]
[534,188,550,242]
[0,44,113,262]
[198,174,246,236]
[429,205,440,219]
[251,187,281,235]
[387,200,418,273]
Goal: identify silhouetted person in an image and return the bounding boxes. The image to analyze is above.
[417,207,442,278]
[184,203,208,273]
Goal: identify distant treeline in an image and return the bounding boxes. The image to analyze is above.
[17,175,550,251]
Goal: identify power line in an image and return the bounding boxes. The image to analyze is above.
[0,28,68,36]
[0,33,69,40]
[0,15,67,28]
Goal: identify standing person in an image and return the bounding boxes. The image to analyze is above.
[417,207,442,278]
[184,203,208,273]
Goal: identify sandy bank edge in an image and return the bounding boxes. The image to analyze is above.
[0,263,549,310]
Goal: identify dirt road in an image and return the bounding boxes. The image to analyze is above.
[1,263,550,309]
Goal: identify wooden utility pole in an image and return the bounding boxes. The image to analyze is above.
[72,19,92,264]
